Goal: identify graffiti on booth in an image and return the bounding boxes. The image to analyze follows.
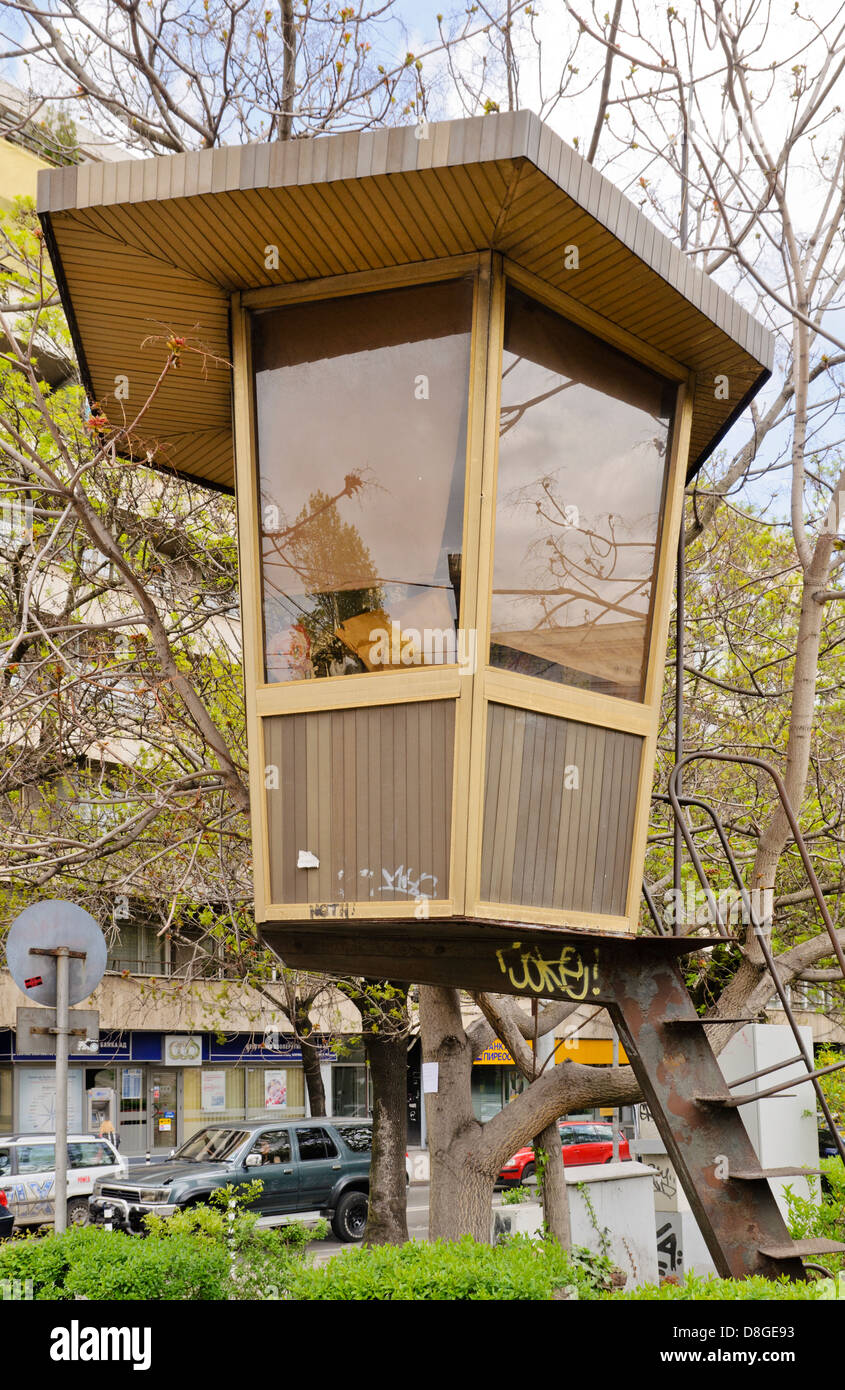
[495,942,601,1000]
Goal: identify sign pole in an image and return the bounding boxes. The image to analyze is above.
[54,946,69,1235]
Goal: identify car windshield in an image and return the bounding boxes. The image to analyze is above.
[172,1129,250,1163]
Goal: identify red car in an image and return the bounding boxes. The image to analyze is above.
[498,1121,630,1185]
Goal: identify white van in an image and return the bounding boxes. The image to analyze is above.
[0,1133,128,1227]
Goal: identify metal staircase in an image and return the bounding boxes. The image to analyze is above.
[626,752,845,1280]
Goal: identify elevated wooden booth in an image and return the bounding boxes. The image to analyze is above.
[45,116,844,1284]
[38,112,772,984]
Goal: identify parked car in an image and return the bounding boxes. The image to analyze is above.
[818,1125,845,1159]
[0,1190,14,1242]
[0,1133,127,1228]
[497,1120,631,1185]
[89,1118,373,1241]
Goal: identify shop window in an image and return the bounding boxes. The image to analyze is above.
[491,287,673,701]
[332,1065,369,1118]
[253,279,473,683]
[246,1066,305,1119]
[182,1067,246,1142]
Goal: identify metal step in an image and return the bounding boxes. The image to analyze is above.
[662,1017,753,1026]
[759,1238,845,1259]
[729,1167,824,1181]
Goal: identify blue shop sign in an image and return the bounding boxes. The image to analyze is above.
[209,1032,337,1062]
[12,1030,131,1062]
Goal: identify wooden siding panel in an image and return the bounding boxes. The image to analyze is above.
[265,702,454,905]
[481,705,641,917]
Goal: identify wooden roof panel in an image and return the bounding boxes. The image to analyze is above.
[40,111,773,490]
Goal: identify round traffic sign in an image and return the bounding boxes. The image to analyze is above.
[5,901,107,1006]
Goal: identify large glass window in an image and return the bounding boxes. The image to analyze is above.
[490,288,674,701]
[183,1067,245,1142]
[246,1066,305,1119]
[253,279,473,682]
[332,1064,370,1118]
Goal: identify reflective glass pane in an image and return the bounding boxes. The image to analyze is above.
[491,288,674,701]
[253,279,474,682]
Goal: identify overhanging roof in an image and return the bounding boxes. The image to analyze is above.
[37,111,773,493]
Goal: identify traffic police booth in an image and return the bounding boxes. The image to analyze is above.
[41,113,823,1280]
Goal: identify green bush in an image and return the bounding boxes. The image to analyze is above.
[783,1159,845,1274]
[609,1272,830,1300]
[0,1225,230,1300]
[286,1234,613,1301]
[0,1188,322,1301]
[500,1185,534,1206]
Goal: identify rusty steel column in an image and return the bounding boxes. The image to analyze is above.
[601,939,806,1281]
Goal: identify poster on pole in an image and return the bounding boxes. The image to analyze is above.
[264,1071,287,1108]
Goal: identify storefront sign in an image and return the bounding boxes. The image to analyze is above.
[475,1039,517,1065]
[209,1033,336,1062]
[163,1035,202,1066]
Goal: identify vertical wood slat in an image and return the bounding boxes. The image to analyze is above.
[481,704,642,917]
[480,703,505,899]
[265,701,454,904]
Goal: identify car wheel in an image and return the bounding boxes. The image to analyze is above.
[66,1198,90,1227]
[331,1190,368,1242]
[521,1162,536,1183]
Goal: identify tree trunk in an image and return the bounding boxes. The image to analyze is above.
[293,1002,326,1116]
[300,1037,326,1117]
[751,548,833,948]
[535,1120,570,1249]
[363,1031,409,1245]
[421,984,493,1242]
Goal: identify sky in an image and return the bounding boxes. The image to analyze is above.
[2,0,843,523]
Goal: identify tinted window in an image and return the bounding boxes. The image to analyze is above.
[295,1128,338,1162]
[253,279,473,683]
[335,1125,372,1154]
[491,287,673,701]
[0,1147,10,1177]
[250,1130,291,1165]
[68,1142,117,1170]
[16,1144,55,1174]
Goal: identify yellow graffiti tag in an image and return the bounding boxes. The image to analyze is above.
[495,942,601,1000]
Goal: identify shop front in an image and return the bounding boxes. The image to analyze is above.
[0,1029,337,1155]
[471,1035,636,1132]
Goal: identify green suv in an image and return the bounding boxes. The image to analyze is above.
[88,1118,372,1240]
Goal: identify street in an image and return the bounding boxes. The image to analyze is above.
[308,1184,430,1261]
